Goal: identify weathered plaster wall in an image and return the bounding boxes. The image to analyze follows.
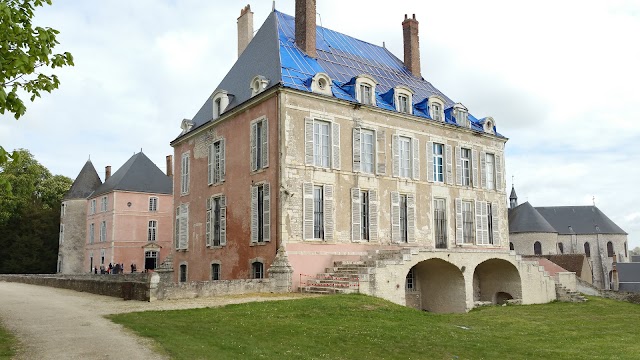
[58,199,87,274]
[510,232,558,256]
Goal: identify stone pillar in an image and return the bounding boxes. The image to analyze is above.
[267,246,293,293]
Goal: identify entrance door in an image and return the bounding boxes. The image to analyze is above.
[145,250,158,270]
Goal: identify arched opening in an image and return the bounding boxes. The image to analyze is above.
[558,242,564,254]
[473,259,522,306]
[624,242,628,257]
[607,242,614,257]
[509,242,514,251]
[409,258,466,313]
[584,242,591,257]
[534,241,542,255]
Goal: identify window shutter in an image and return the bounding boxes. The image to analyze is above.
[480,151,487,189]
[492,202,499,246]
[455,198,463,244]
[220,195,227,246]
[475,200,484,244]
[376,130,386,174]
[179,204,189,250]
[250,122,257,171]
[263,183,270,242]
[407,193,416,243]
[262,119,269,168]
[472,149,478,188]
[305,118,314,165]
[352,127,361,172]
[207,144,213,185]
[427,141,434,182]
[391,191,400,242]
[445,144,453,185]
[332,122,341,170]
[412,138,420,180]
[495,154,503,192]
[205,198,212,247]
[482,203,489,244]
[455,146,462,186]
[369,189,379,242]
[324,184,334,241]
[175,207,180,249]
[392,135,400,177]
[351,188,361,241]
[251,185,258,243]
[303,182,314,240]
[220,139,226,181]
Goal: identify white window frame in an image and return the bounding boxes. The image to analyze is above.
[434,198,447,248]
[90,199,96,215]
[175,204,189,250]
[251,183,270,244]
[212,90,229,120]
[250,117,269,172]
[461,148,471,186]
[208,139,225,185]
[433,142,444,182]
[355,75,377,106]
[252,261,264,279]
[360,128,375,174]
[100,196,107,212]
[428,96,445,122]
[313,120,331,168]
[462,200,474,244]
[59,224,64,244]
[149,197,158,212]
[181,152,190,195]
[100,221,107,242]
[454,103,469,128]
[311,72,333,96]
[303,182,335,241]
[250,75,269,97]
[394,86,413,114]
[485,153,496,190]
[148,220,157,242]
[399,136,412,178]
[89,223,95,244]
[61,203,66,217]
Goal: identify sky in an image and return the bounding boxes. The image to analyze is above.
[1,0,639,248]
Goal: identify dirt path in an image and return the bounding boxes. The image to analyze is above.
[0,281,313,359]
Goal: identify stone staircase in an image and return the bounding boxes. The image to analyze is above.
[301,260,373,294]
[555,283,588,302]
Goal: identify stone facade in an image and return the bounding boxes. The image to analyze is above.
[58,199,88,274]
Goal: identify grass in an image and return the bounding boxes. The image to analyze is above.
[0,322,17,360]
[109,295,640,360]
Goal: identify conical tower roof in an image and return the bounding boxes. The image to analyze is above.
[63,160,102,200]
[510,185,518,200]
[508,201,557,234]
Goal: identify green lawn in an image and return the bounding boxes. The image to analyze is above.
[109,295,640,360]
[0,322,16,360]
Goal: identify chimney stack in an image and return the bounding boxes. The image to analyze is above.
[105,166,111,180]
[237,5,254,57]
[166,155,173,177]
[295,0,317,58]
[402,14,421,77]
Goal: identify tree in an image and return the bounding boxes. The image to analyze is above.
[0,0,74,164]
[631,247,640,257]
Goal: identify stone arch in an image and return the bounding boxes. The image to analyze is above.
[534,241,542,255]
[473,258,522,305]
[410,258,466,313]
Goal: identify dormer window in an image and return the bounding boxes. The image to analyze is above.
[453,103,469,128]
[427,95,445,121]
[355,75,377,106]
[180,119,194,135]
[394,86,413,114]
[482,117,496,135]
[250,75,269,97]
[311,73,333,96]
[212,90,230,120]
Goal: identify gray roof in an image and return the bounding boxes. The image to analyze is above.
[535,206,627,235]
[63,160,102,200]
[90,152,172,198]
[508,202,557,234]
[617,263,640,283]
[631,255,640,263]
[510,185,517,200]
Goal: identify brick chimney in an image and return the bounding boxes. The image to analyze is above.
[402,14,421,77]
[237,5,254,57]
[166,155,173,177]
[295,0,317,58]
[105,166,111,180]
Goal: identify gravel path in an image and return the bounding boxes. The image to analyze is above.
[0,281,314,359]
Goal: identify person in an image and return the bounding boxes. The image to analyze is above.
[114,263,121,274]
[108,263,112,274]
[94,266,97,275]
[100,264,105,274]
[121,263,124,274]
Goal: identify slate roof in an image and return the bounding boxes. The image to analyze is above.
[90,152,172,198]
[178,9,501,141]
[617,263,640,283]
[508,202,557,234]
[535,206,627,235]
[509,185,517,200]
[63,160,102,200]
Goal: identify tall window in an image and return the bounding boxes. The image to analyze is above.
[148,220,157,242]
[486,153,495,190]
[431,102,442,121]
[607,241,614,257]
[399,136,411,178]
[179,264,187,282]
[208,140,224,184]
[181,152,190,194]
[252,261,264,279]
[360,84,373,105]
[211,263,221,280]
[149,197,158,212]
[486,203,494,245]
[462,201,473,244]
[257,185,264,242]
[61,203,66,217]
[434,199,447,248]
[89,223,95,244]
[101,249,105,265]
[406,267,416,291]
[397,94,410,113]
[361,191,370,241]
[461,148,471,186]
[558,242,564,254]
[214,98,222,117]
[433,143,444,182]
[251,118,269,171]
[59,224,64,244]
[534,241,542,255]
[313,186,324,239]
[145,250,158,270]
[313,121,330,168]
[584,242,591,257]
[212,197,222,246]
[361,129,375,173]
[399,194,408,243]
[100,221,107,242]
[256,121,263,168]
[101,196,108,212]
[90,199,96,214]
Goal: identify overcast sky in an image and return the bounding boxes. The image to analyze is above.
[1,0,638,248]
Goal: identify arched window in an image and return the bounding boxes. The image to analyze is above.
[607,241,614,257]
[558,242,564,254]
[252,261,264,279]
[584,242,591,257]
[624,242,628,257]
[534,241,542,255]
[179,263,187,283]
[509,242,514,251]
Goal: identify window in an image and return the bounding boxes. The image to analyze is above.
[534,241,542,255]
[208,140,225,184]
[432,103,442,120]
[306,118,340,170]
[101,196,107,212]
[454,104,469,127]
[59,224,64,244]
[434,199,447,249]
[211,263,221,281]
[175,204,189,250]
[250,75,269,97]
[251,118,269,171]
[214,98,222,117]
[487,203,494,245]
[392,192,415,243]
[360,84,373,105]
[314,186,324,239]
[485,153,495,190]
[399,194,408,243]
[360,191,370,241]
[148,220,157,242]
[607,241,614,257]
[149,197,158,212]
[461,148,471,186]
[179,264,187,282]
[584,242,591,257]
[100,221,107,242]
[89,223,95,244]
[351,188,378,242]
[433,143,444,182]
[252,261,264,279]
[313,120,330,168]
[101,249,105,265]
[361,129,375,173]
[397,94,410,114]
[406,267,416,291]
[206,197,226,247]
[625,242,628,257]
[510,242,514,251]
[251,184,270,243]
[181,152,190,194]
[90,199,96,214]
[462,201,474,244]
[311,73,333,96]
[61,203,66,217]
[145,251,158,270]
[558,242,564,254]
[304,182,334,241]
[399,136,411,178]
[212,90,229,120]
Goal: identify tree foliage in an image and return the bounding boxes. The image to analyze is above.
[0,149,72,273]
[0,0,74,163]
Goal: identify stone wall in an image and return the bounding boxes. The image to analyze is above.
[154,276,273,300]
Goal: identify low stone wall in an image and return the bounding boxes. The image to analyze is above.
[0,274,151,301]
[154,277,273,300]
[599,290,640,304]
[556,272,577,292]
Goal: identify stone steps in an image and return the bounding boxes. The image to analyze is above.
[302,260,374,295]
